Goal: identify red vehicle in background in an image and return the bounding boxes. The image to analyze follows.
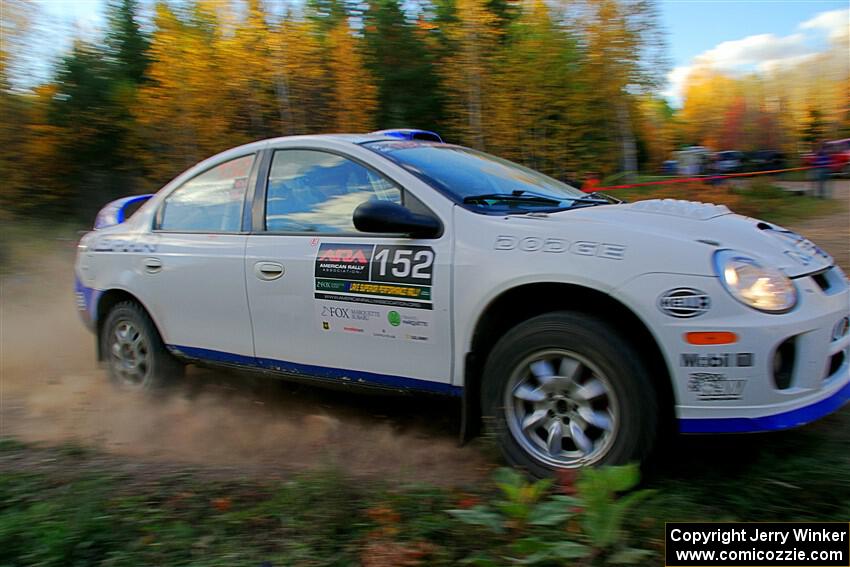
[803,138,850,174]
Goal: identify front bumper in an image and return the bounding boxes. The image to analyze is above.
[618,266,850,434]
[679,378,850,432]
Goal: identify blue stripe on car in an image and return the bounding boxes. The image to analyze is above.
[159,345,849,431]
[167,344,463,396]
[93,194,154,229]
[679,379,850,433]
[74,276,102,327]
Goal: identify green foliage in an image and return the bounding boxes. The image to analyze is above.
[2,430,850,566]
[3,0,848,221]
[0,475,122,566]
[0,437,29,452]
[612,180,835,225]
[0,441,664,567]
[576,463,656,563]
[449,467,574,534]
[2,0,674,220]
[448,464,655,565]
[363,0,444,131]
[104,0,150,84]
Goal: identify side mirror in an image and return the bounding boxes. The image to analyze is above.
[353,200,441,238]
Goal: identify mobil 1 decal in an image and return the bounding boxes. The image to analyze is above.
[314,243,435,342]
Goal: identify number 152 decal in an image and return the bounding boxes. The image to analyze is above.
[372,245,435,285]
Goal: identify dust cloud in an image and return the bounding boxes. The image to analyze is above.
[0,242,490,484]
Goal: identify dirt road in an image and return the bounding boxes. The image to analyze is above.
[0,252,491,484]
[1,185,847,483]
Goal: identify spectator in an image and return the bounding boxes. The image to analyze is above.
[813,143,832,199]
[707,154,723,185]
[583,172,601,192]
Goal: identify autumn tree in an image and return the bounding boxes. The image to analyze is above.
[486,0,579,175]
[635,96,676,171]
[438,0,499,148]
[0,0,36,212]
[105,0,150,84]
[268,12,328,134]
[363,0,444,130]
[326,19,378,131]
[133,1,236,186]
[220,0,278,139]
[570,0,666,176]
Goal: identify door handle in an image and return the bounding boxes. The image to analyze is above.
[255,261,284,281]
[143,257,162,273]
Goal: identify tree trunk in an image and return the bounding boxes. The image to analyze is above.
[618,98,637,182]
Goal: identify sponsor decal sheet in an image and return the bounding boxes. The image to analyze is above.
[313,243,435,342]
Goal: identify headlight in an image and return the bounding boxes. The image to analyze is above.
[713,250,797,313]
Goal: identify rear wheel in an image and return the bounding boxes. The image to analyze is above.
[482,311,657,477]
[101,301,183,391]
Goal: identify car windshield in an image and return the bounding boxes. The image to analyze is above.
[364,141,586,209]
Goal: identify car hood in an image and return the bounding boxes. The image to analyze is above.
[549,199,833,277]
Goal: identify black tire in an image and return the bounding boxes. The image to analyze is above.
[482,311,657,478]
[101,301,184,391]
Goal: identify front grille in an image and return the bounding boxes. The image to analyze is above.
[811,271,830,292]
[772,337,796,390]
[827,351,845,379]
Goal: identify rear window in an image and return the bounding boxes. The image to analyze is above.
[159,155,254,232]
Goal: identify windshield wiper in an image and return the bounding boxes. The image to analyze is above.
[463,190,563,206]
[556,193,619,209]
[579,192,622,204]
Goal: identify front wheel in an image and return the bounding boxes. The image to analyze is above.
[482,311,657,477]
[101,301,184,391]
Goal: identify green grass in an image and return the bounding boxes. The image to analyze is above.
[0,220,84,275]
[646,408,850,523]
[608,180,836,225]
[0,447,504,567]
[1,421,849,566]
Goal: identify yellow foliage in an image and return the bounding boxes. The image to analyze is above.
[326,21,378,132]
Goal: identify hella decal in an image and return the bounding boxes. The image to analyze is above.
[658,288,710,318]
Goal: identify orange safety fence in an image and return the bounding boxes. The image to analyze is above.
[585,166,820,193]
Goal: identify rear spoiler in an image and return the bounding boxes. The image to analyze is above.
[93,194,154,229]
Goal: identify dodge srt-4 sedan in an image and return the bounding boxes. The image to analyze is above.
[75,130,850,476]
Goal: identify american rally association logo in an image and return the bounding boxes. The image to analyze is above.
[658,288,711,318]
[314,244,373,281]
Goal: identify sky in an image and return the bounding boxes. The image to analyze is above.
[26,0,850,105]
[661,0,849,104]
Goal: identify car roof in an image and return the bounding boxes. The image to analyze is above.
[225,133,436,155]
[267,133,397,146]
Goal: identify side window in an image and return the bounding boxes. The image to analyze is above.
[159,154,255,232]
[265,149,402,233]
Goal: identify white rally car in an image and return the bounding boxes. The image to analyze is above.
[75,130,850,476]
